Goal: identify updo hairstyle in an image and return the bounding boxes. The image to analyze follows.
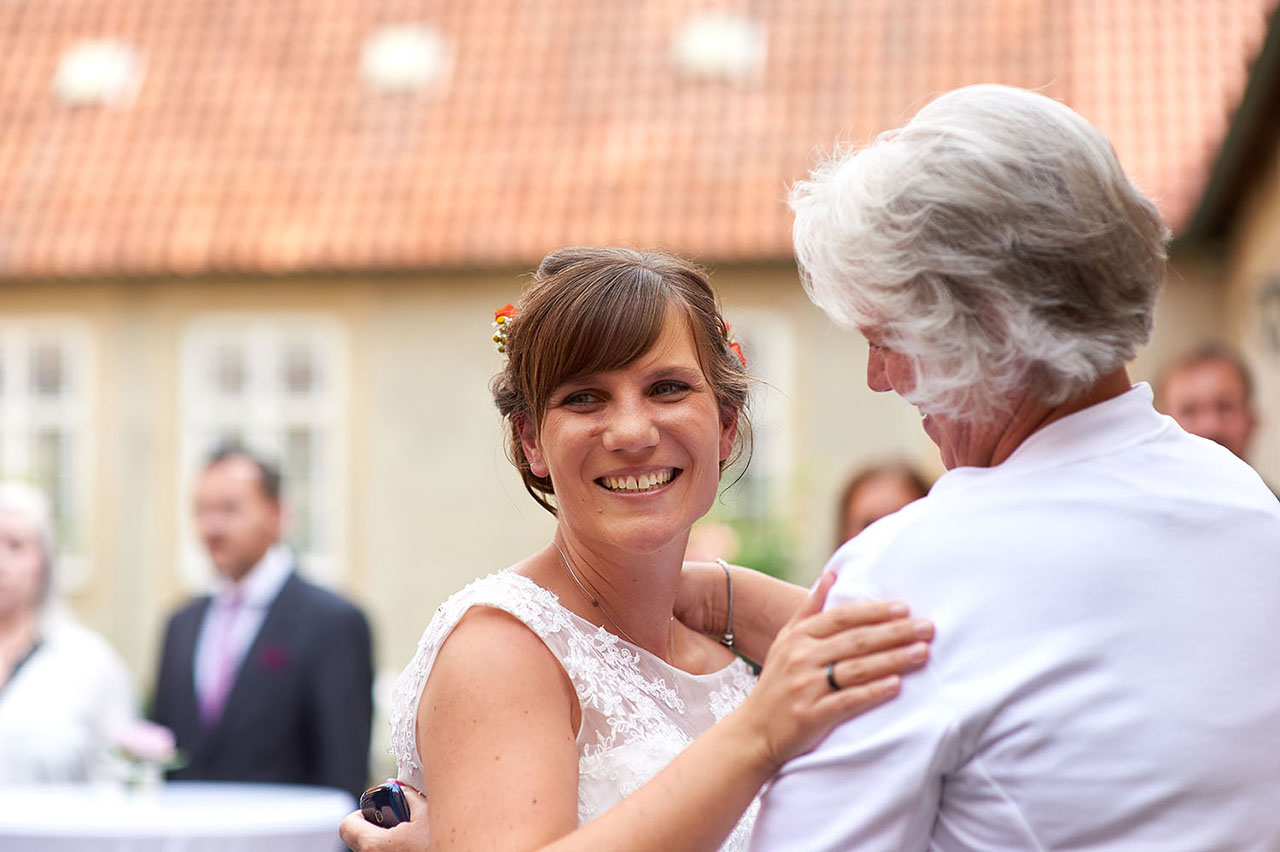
[492,247,751,515]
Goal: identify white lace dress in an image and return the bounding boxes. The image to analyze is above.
[389,570,761,850]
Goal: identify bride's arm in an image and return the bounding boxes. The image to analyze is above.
[340,576,932,852]
[416,607,582,847]
[340,604,581,851]
[675,562,810,665]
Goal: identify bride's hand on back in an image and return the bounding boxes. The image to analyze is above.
[737,572,933,771]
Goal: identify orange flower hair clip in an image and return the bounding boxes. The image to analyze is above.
[492,304,517,353]
[723,321,747,368]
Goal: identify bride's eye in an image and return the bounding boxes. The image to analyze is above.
[560,389,600,407]
[652,380,690,397]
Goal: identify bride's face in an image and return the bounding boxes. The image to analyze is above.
[0,510,45,618]
[521,310,737,558]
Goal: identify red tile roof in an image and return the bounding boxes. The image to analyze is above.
[0,0,1273,278]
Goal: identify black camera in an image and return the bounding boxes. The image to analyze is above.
[359,780,411,828]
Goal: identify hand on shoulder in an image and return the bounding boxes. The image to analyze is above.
[732,573,933,771]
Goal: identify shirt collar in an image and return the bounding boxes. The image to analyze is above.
[931,383,1172,494]
[214,543,294,608]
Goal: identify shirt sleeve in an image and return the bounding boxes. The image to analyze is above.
[748,553,959,852]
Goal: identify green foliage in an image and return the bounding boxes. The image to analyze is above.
[726,516,792,580]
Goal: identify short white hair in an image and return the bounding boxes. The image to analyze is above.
[0,481,56,598]
[791,84,1170,422]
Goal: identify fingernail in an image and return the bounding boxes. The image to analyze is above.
[912,619,933,638]
[887,601,909,616]
[882,675,902,693]
[906,642,929,662]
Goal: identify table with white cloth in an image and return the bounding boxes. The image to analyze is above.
[0,781,354,851]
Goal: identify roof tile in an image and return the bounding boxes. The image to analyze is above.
[0,0,1273,278]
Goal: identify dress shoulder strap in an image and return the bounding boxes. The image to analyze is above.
[389,571,581,781]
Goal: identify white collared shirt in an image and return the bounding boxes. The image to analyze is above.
[193,544,294,710]
[751,384,1280,851]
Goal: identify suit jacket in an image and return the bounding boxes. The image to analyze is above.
[151,571,373,800]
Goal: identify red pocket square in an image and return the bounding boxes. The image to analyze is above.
[258,645,291,670]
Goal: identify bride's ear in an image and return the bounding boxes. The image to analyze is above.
[516,414,549,479]
[718,405,739,462]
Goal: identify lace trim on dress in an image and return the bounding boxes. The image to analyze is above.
[388,570,759,851]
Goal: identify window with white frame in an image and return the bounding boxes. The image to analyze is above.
[727,313,794,511]
[178,316,348,591]
[712,310,795,576]
[0,320,94,590]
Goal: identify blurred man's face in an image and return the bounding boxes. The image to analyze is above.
[1160,360,1256,459]
[193,457,282,582]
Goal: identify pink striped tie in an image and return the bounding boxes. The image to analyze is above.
[200,592,244,726]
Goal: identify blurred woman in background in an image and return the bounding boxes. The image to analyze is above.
[834,460,931,548]
[0,481,136,782]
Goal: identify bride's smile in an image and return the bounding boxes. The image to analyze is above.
[596,467,679,494]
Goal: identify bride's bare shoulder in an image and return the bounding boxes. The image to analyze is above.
[413,606,584,846]
[419,605,578,729]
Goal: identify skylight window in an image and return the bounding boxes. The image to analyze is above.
[53,39,143,106]
[360,24,451,93]
[671,13,766,81]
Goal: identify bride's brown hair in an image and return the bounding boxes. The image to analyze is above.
[492,247,752,516]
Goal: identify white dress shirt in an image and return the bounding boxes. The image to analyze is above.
[751,384,1280,851]
[194,544,293,710]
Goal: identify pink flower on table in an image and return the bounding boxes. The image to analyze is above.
[114,720,178,764]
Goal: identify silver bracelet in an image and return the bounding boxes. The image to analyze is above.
[714,558,734,649]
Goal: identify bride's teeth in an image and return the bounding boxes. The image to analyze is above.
[600,470,674,492]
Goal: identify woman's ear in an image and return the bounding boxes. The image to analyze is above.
[516,414,549,478]
[718,406,739,462]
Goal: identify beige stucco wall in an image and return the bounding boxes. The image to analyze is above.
[1136,247,1231,383]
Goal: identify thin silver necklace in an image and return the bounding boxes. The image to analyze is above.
[551,540,674,663]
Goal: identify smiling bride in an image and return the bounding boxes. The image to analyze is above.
[340,246,934,852]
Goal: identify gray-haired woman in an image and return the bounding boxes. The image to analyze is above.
[752,84,1280,849]
[0,481,136,782]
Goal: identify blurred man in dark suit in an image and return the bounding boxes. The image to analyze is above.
[151,446,373,799]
